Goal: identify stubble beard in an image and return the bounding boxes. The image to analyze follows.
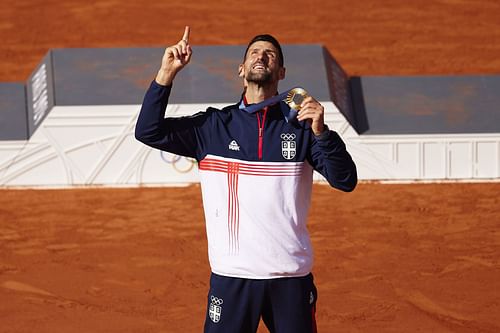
[245,70,273,85]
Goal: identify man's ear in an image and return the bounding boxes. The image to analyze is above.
[238,64,244,77]
[279,67,286,80]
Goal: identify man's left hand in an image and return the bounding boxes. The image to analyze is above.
[297,96,325,136]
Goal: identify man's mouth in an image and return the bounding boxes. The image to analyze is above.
[252,63,266,70]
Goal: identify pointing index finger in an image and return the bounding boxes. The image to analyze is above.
[182,26,190,43]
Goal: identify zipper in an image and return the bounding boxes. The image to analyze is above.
[256,107,268,160]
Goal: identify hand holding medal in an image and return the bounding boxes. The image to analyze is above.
[294,89,326,136]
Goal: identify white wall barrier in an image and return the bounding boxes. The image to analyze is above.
[0,102,498,188]
[348,134,500,181]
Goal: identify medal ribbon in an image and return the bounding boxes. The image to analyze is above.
[238,87,305,122]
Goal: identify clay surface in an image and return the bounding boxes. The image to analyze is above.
[1,1,500,332]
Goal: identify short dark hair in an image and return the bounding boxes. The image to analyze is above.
[244,34,284,67]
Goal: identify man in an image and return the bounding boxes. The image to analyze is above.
[135,26,357,333]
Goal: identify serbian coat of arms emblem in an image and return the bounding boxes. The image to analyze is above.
[281,133,296,160]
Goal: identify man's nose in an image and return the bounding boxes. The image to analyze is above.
[256,51,268,61]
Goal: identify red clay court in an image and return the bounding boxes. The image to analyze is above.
[1,1,500,332]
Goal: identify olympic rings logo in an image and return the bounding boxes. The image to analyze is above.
[160,151,197,173]
[280,133,296,141]
[211,296,224,306]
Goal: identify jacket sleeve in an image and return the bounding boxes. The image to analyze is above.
[307,129,358,192]
[135,80,213,161]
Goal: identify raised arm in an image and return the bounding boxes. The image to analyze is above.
[135,26,213,160]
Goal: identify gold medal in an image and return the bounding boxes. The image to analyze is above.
[284,87,308,111]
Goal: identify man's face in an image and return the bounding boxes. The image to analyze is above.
[240,41,285,85]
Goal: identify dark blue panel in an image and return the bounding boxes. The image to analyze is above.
[51,45,331,105]
[0,83,28,140]
[355,75,500,134]
[26,51,55,137]
[323,48,356,130]
[52,47,162,105]
[280,45,330,101]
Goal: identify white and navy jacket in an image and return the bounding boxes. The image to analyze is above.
[135,81,357,279]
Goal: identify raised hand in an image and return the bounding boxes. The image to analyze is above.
[155,26,193,86]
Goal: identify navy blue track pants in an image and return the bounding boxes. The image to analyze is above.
[204,273,318,333]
